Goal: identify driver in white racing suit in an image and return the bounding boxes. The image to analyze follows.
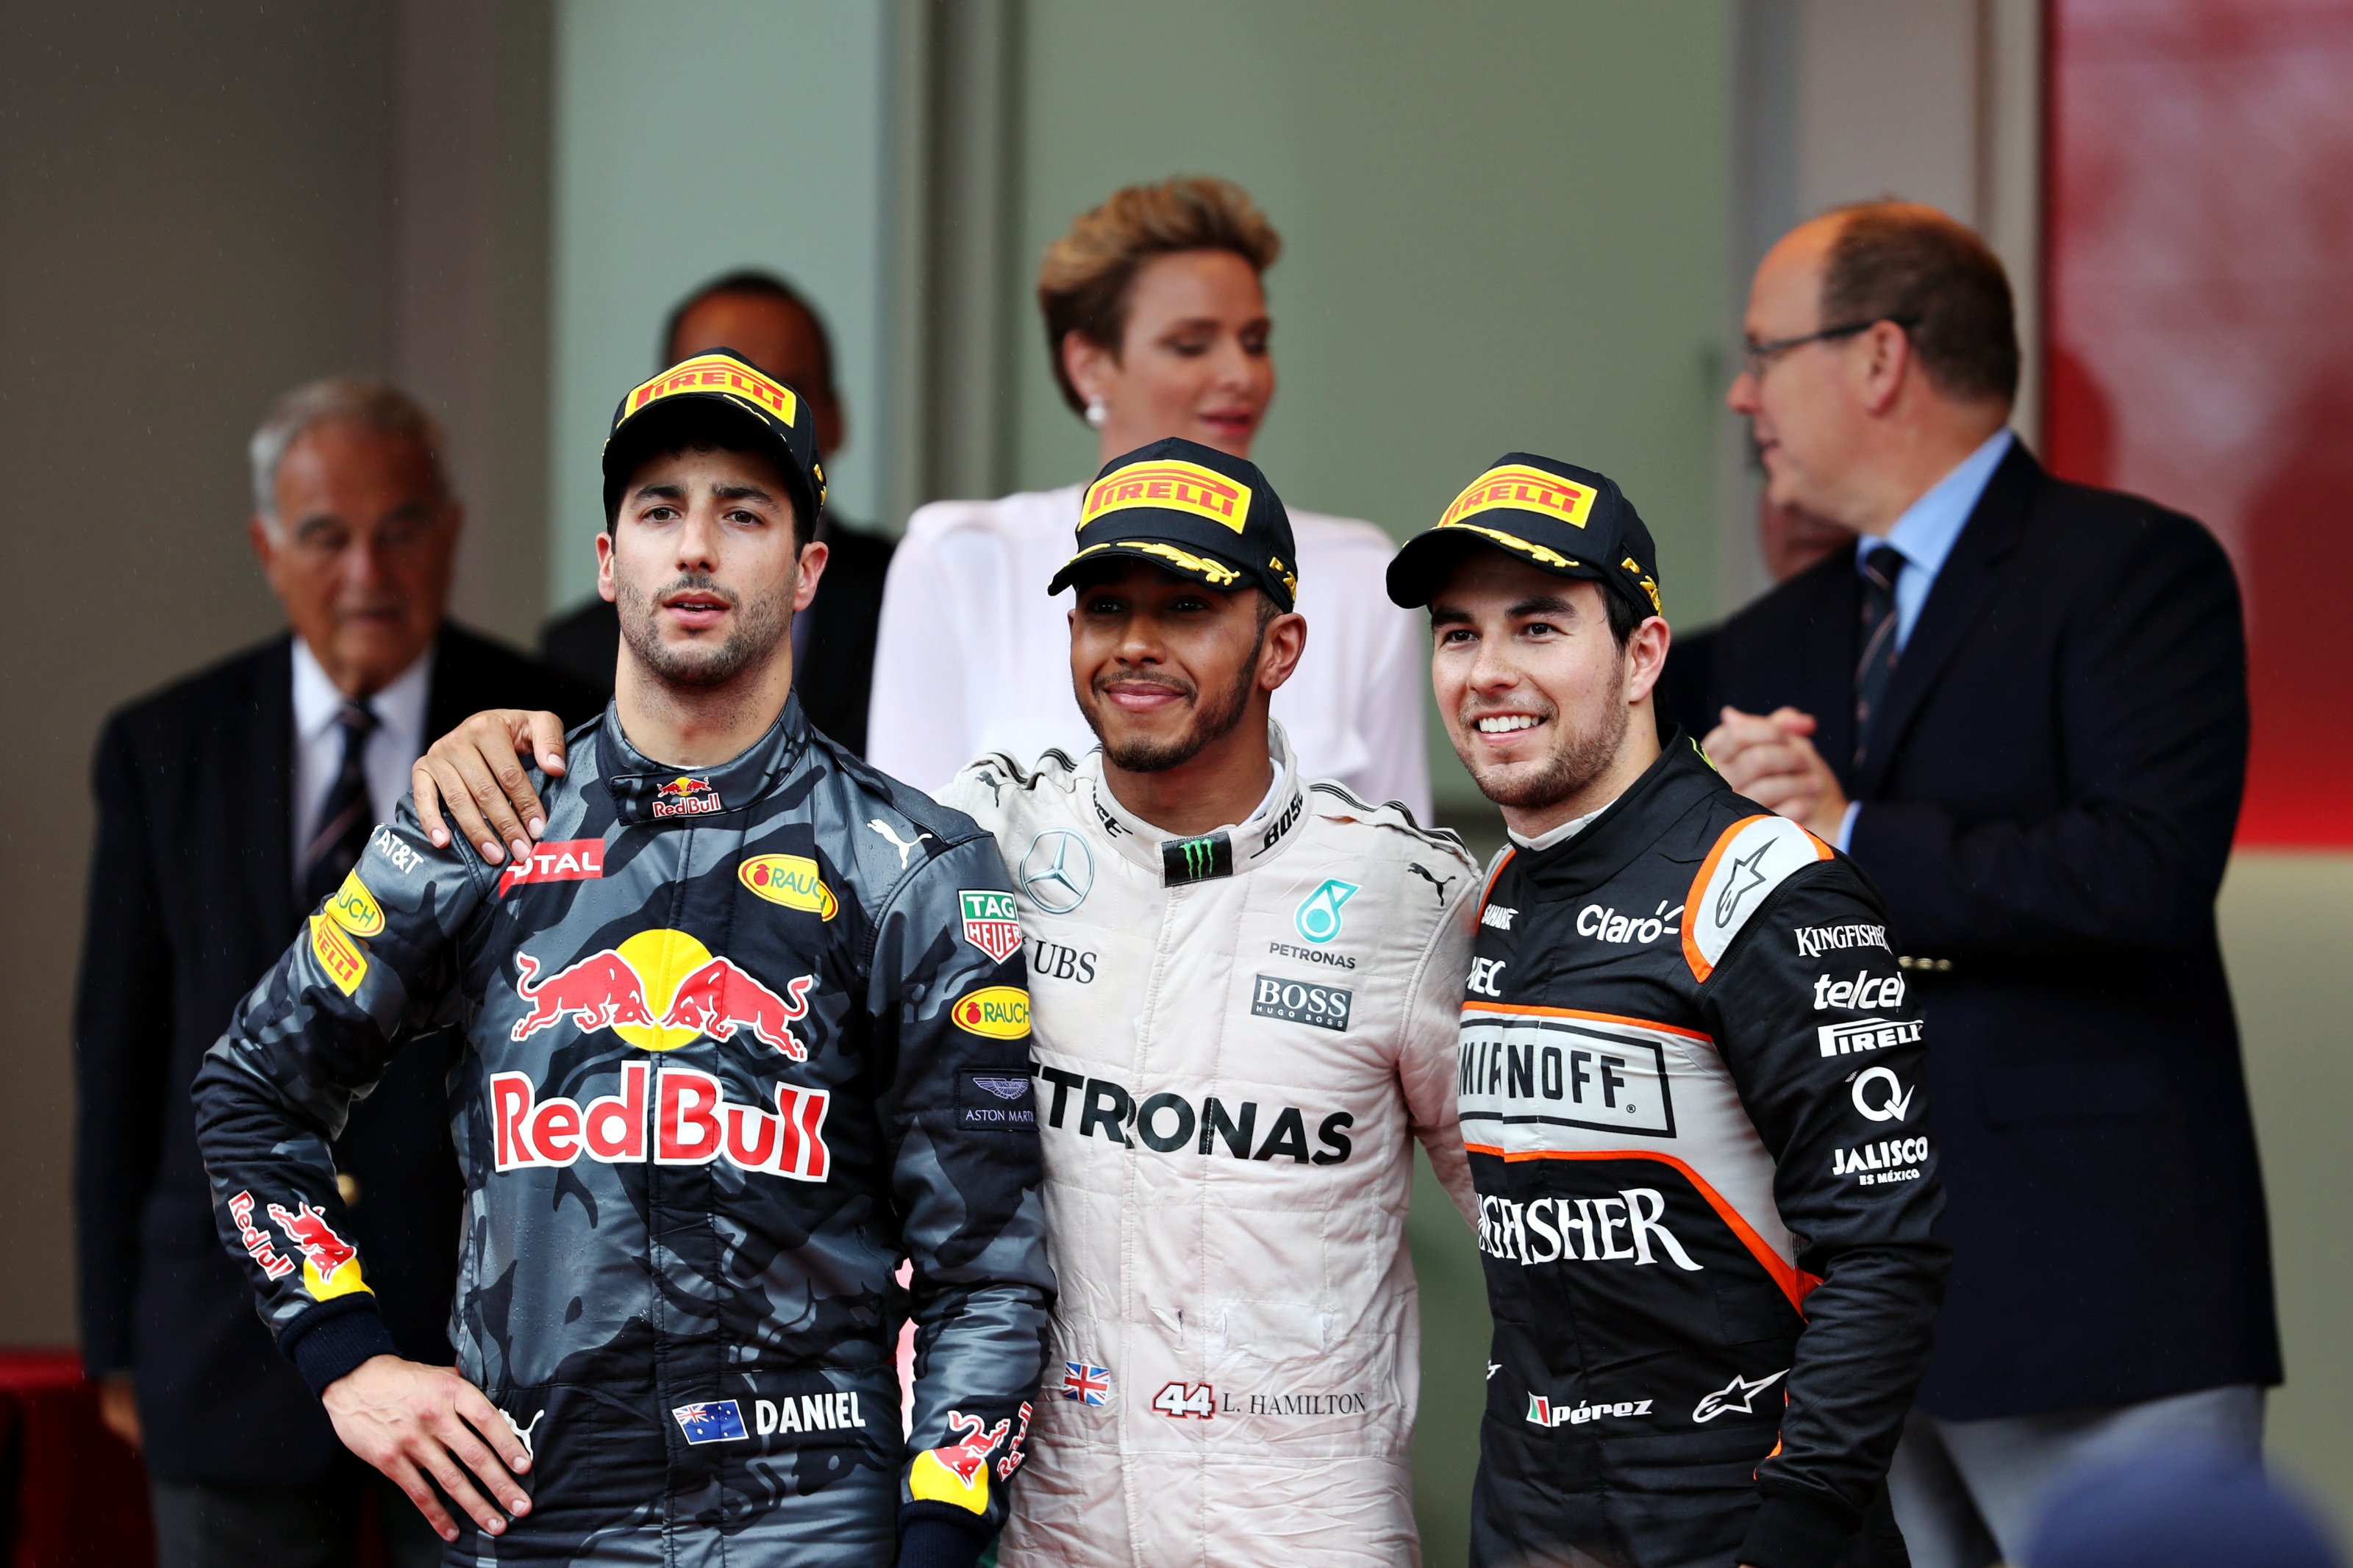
[943,440,1478,1567]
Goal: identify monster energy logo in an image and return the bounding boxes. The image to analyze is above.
[1160,833,1235,886]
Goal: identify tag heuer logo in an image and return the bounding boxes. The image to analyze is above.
[959,889,1024,964]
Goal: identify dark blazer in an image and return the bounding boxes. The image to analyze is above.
[540,515,894,756]
[74,624,600,1486]
[1691,443,2279,1420]
[1655,622,1721,742]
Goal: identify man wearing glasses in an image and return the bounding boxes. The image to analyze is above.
[1693,202,2277,1568]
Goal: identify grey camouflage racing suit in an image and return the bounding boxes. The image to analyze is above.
[193,695,1054,1565]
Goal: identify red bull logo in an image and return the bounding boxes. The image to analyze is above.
[267,1200,370,1300]
[512,930,813,1059]
[907,1409,1009,1514]
[491,1062,831,1181]
[651,776,723,818]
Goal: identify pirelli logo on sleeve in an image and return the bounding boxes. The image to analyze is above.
[1080,459,1252,533]
[624,354,799,426]
[1441,465,1599,531]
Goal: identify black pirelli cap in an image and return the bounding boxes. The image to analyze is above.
[601,348,826,527]
[1046,437,1299,611]
[1385,453,1663,619]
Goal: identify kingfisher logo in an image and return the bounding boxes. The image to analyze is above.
[510,931,814,1059]
[1080,459,1252,534]
[651,776,723,817]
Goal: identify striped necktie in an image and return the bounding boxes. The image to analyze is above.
[1853,543,1906,769]
[302,701,379,911]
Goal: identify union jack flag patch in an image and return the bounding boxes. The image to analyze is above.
[1061,1362,1110,1406]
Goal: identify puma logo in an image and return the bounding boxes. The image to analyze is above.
[868,819,934,868]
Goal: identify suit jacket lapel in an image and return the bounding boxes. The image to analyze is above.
[248,635,298,940]
[1805,554,1863,796]
[1857,444,2041,797]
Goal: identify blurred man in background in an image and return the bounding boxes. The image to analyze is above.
[1702,201,2277,1567]
[1656,489,1849,739]
[74,379,597,1568]
[541,269,894,756]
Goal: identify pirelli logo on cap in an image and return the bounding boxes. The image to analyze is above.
[626,354,799,427]
[1080,459,1252,534]
[1441,465,1599,532]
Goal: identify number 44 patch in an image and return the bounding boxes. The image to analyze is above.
[1152,1381,1215,1420]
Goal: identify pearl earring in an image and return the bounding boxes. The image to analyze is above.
[1085,395,1107,430]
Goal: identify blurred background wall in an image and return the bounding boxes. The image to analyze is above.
[3,1,2345,1557]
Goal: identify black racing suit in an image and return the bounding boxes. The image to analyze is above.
[1462,737,1948,1568]
[193,695,1054,1566]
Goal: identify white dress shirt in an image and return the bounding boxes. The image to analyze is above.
[290,637,432,889]
[865,485,1433,820]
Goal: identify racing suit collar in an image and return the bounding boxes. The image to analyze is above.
[1513,731,1721,898]
[601,690,812,826]
[1078,721,1312,887]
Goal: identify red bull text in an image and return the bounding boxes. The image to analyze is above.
[226,1190,296,1281]
[651,776,723,818]
[491,1062,832,1181]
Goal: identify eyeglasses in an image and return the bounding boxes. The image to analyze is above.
[1739,316,1921,381]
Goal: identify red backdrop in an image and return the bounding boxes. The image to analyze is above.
[2044,0,2353,846]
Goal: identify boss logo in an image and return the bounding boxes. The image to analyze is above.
[1249,974,1353,1032]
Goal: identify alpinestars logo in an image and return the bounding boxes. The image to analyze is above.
[1693,1369,1788,1422]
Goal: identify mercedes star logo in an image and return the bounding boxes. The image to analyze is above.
[1019,829,1095,914]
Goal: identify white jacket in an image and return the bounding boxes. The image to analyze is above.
[869,485,1434,821]
[937,730,1477,1568]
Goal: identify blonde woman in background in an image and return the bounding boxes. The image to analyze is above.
[867,176,1433,820]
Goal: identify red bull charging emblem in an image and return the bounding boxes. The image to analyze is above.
[513,929,813,1059]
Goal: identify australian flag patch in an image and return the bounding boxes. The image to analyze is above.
[672,1400,751,1445]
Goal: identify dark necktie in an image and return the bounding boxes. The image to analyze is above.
[1854,543,1906,769]
[302,701,379,911]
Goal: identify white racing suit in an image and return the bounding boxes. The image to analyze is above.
[938,726,1478,1567]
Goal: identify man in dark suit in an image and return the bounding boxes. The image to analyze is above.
[1655,488,1849,739]
[1689,202,2277,1567]
[540,270,893,755]
[75,379,599,1567]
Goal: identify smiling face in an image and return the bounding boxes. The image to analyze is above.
[250,418,459,697]
[1428,554,1667,832]
[597,441,824,692]
[1065,249,1274,460]
[1069,562,1295,773]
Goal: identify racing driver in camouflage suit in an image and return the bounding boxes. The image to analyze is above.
[1387,455,1950,1568]
[193,350,1054,1567]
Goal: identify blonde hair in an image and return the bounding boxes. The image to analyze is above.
[1037,175,1282,416]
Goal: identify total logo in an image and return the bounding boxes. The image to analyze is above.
[1293,878,1358,943]
[651,776,723,818]
[499,840,605,896]
[511,930,814,1059]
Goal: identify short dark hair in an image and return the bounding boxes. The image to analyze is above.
[1819,202,2018,405]
[1602,585,1643,650]
[1037,176,1282,417]
[660,270,837,396]
[603,400,812,550]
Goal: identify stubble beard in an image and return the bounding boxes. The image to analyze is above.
[616,569,790,690]
[1081,624,1265,774]
[1462,663,1631,812]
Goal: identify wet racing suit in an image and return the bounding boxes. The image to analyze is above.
[937,726,1478,1567]
[193,695,1054,1567]
[1463,737,1949,1568]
